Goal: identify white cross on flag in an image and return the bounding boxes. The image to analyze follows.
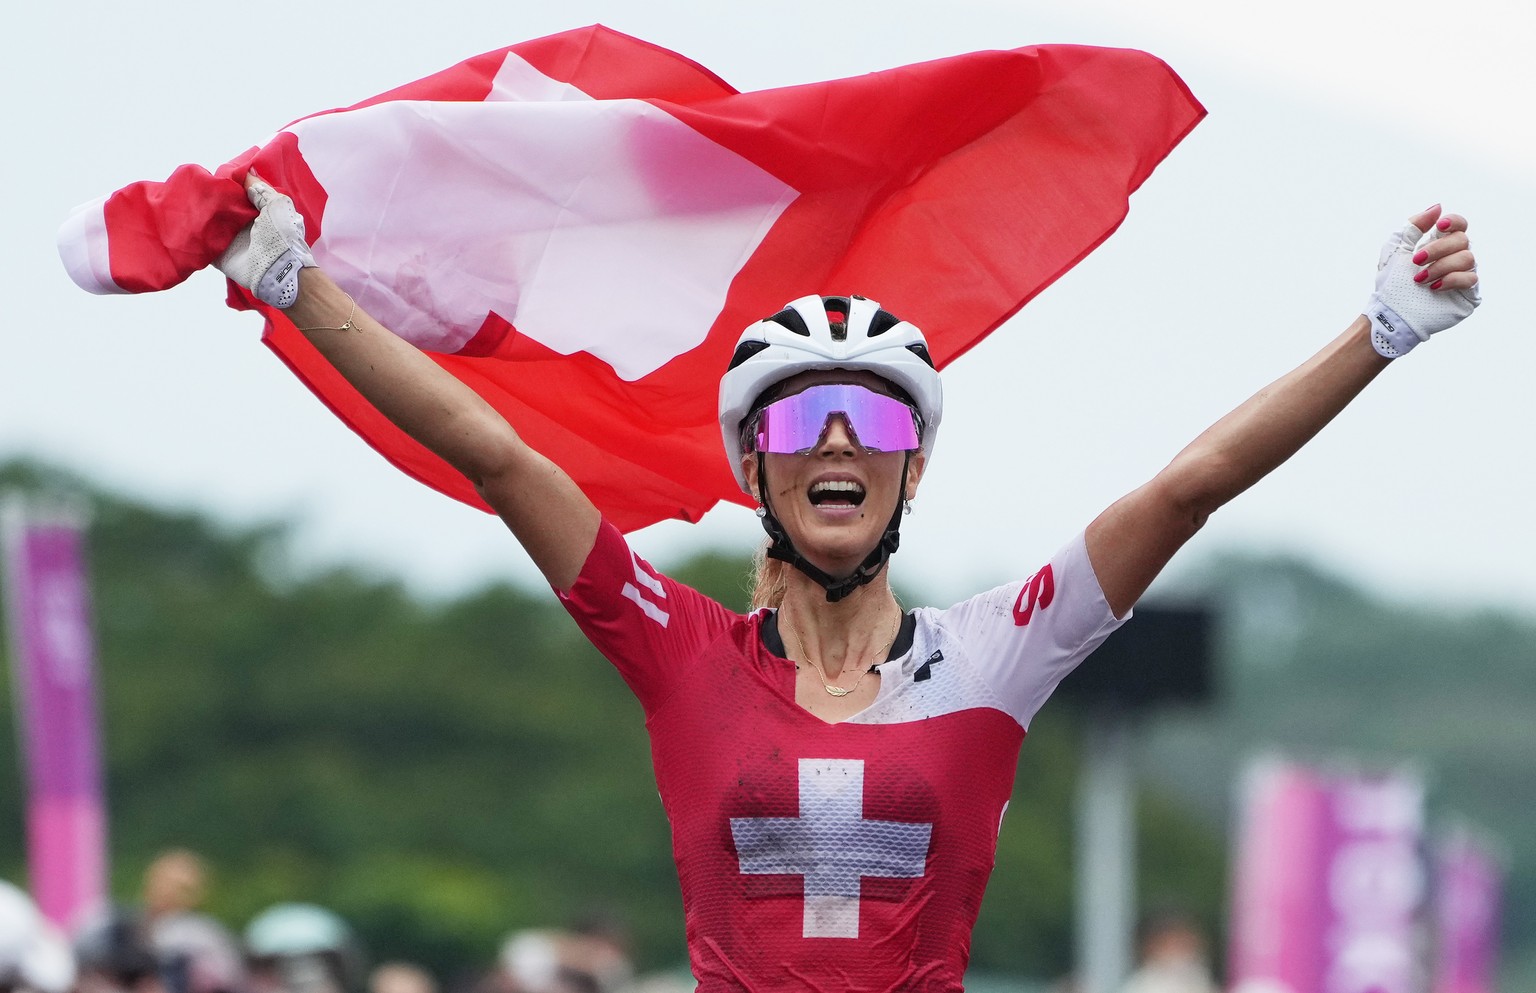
[57,25,1203,532]
[731,758,933,938]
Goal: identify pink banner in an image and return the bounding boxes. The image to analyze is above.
[1229,758,1425,993]
[2,506,108,928]
[1432,829,1503,993]
[1320,771,1425,993]
[1229,758,1328,992]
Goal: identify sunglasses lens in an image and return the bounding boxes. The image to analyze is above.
[753,384,919,454]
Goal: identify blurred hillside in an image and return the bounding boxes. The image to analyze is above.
[1,457,1530,987]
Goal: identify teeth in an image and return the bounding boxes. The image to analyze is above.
[811,481,864,496]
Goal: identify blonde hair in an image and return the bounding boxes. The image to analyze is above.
[749,538,790,610]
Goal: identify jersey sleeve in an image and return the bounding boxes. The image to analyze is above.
[555,520,738,714]
[935,531,1127,729]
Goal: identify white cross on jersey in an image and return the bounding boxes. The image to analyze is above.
[730,758,933,938]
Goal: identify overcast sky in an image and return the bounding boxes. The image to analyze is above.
[6,0,1532,613]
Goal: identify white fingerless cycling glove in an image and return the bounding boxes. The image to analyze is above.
[1364,219,1480,358]
[214,175,315,309]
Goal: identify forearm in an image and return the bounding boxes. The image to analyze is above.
[214,172,601,587]
[1161,315,1389,519]
[287,268,515,485]
[286,267,599,588]
[1088,316,1389,617]
[1085,204,1477,618]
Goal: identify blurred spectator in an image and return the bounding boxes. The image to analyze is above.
[0,881,75,993]
[141,850,246,993]
[245,905,363,993]
[152,913,246,993]
[74,907,165,993]
[142,853,208,924]
[564,912,631,993]
[367,963,435,993]
[624,978,690,993]
[498,929,631,993]
[1117,909,1218,993]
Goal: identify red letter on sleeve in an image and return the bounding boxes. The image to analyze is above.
[1012,565,1056,627]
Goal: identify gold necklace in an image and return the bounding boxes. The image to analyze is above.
[783,608,900,698]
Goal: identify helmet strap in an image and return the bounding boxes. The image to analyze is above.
[755,452,910,603]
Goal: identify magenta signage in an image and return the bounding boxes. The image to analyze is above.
[1431,829,1502,993]
[2,506,108,928]
[1229,758,1425,993]
[1229,759,1329,991]
[1319,772,1425,993]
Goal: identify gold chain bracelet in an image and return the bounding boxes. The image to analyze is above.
[298,293,358,333]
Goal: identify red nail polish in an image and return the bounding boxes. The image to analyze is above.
[1437,218,1451,230]
[1414,269,1428,283]
[1412,250,1428,265]
[1431,279,1444,290]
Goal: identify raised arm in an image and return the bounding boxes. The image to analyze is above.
[1085,205,1480,617]
[218,175,599,590]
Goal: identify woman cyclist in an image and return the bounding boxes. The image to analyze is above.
[216,174,1478,991]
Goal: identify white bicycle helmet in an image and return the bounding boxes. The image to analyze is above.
[0,882,74,993]
[244,904,362,993]
[718,294,943,601]
[719,294,942,495]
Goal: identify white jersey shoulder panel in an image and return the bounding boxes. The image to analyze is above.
[848,531,1127,730]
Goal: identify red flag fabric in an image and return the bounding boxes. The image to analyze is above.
[58,25,1204,532]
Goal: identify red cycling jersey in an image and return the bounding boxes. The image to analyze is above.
[557,521,1125,992]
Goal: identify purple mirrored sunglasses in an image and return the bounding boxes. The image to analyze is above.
[751,384,920,455]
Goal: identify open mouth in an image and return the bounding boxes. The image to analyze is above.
[808,480,866,508]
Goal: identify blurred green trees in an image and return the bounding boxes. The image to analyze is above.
[0,459,1223,979]
[5,457,1531,986]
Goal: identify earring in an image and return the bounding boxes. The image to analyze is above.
[902,499,913,516]
[756,505,768,519]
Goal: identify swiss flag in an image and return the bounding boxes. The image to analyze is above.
[58,25,1203,532]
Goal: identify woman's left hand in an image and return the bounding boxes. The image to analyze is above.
[1364,203,1481,358]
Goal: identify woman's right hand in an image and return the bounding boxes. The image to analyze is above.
[214,172,315,310]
